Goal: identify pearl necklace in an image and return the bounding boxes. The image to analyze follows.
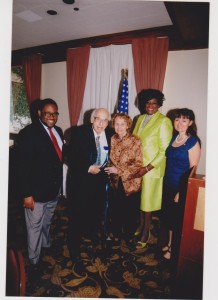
[175,134,187,144]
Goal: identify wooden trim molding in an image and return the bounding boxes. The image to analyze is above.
[11,2,209,65]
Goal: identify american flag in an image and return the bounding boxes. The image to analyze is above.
[117,69,128,114]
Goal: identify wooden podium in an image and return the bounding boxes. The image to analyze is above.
[175,173,205,299]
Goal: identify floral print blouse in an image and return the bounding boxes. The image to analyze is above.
[109,132,144,196]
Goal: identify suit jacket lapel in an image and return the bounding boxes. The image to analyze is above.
[85,125,97,164]
[54,125,64,142]
[86,125,96,149]
[35,121,61,160]
[140,111,161,134]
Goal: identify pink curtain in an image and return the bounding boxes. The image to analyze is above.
[66,46,90,126]
[132,37,169,93]
[22,54,42,107]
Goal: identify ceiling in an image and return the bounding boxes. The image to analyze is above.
[11,0,209,64]
[12,0,172,50]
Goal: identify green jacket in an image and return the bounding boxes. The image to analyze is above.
[133,111,173,178]
[133,111,173,211]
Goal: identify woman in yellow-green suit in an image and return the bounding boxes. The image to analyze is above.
[130,89,173,249]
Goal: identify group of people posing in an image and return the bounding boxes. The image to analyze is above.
[16,88,201,277]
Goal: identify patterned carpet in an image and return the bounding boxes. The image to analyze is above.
[8,197,173,298]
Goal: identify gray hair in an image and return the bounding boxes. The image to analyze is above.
[90,108,111,123]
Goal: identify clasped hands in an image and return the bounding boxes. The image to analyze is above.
[104,166,148,178]
[90,165,118,175]
[90,165,149,178]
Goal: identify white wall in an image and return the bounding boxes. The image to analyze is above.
[163,49,208,175]
[41,61,70,132]
[41,49,208,175]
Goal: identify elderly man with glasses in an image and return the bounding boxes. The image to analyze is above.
[66,108,114,261]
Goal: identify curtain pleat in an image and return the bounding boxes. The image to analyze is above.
[78,44,138,124]
[66,46,90,126]
[22,54,42,107]
[66,39,168,125]
[132,37,169,93]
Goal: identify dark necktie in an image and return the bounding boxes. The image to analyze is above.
[48,127,62,161]
[95,136,101,165]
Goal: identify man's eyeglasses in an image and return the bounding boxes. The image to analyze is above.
[94,117,108,124]
[42,112,59,117]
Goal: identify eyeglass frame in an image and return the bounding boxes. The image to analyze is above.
[42,111,60,117]
[94,116,109,124]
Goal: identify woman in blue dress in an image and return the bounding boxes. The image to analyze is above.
[161,108,201,260]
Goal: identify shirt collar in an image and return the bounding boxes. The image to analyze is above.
[93,129,104,138]
[114,131,131,141]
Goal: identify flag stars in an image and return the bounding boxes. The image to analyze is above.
[117,69,129,114]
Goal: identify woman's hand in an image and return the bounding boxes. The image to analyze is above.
[105,166,118,174]
[174,192,179,203]
[23,196,35,210]
[128,166,148,179]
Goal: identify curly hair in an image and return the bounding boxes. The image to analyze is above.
[111,113,132,130]
[137,89,165,114]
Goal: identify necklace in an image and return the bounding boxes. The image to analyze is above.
[175,134,187,144]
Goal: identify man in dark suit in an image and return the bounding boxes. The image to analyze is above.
[66,108,114,260]
[17,98,64,274]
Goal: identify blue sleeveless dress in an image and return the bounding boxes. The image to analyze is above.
[161,134,199,230]
[164,135,199,190]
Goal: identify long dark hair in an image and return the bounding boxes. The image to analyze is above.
[174,108,201,145]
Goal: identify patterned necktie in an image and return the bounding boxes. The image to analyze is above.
[48,127,62,161]
[95,136,101,165]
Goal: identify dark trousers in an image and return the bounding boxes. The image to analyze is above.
[67,172,107,257]
[160,183,188,269]
[109,179,140,240]
[161,184,179,231]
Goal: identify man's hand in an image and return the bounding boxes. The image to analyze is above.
[89,165,101,174]
[174,192,179,203]
[23,196,35,210]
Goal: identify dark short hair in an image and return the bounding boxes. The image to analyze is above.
[30,98,42,123]
[137,89,165,113]
[174,108,195,121]
[39,98,58,111]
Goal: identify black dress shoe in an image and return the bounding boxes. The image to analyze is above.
[68,245,80,261]
[42,246,63,260]
[69,250,80,262]
[41,247,51,257]
[124,239,135,250]
[28,263,43,281]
